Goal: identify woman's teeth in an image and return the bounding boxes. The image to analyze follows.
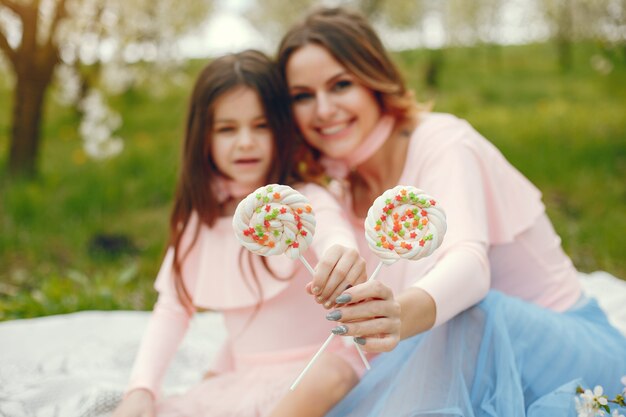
[320,123,349,135]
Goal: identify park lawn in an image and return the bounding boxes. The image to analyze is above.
[0,42,624,320]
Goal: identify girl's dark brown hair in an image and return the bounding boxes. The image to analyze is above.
[169,50,298,312]
[277,6,418,125]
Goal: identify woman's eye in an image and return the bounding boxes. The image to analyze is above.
[291,92,313,103]
[333,79,352,91]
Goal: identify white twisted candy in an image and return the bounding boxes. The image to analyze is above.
[364,185,446,265]
[233,184,315,260]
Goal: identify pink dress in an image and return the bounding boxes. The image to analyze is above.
[345,113,582,326]
[126,183,365,416]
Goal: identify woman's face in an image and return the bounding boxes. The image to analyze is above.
[285,43,381,159]
[210,86,274,188]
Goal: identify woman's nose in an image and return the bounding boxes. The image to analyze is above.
[315,92,337,121]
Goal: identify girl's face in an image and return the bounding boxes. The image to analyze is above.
[210,86,274,188]
[285,43,381,159]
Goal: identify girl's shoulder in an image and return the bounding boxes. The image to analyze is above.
[291,181,335,202]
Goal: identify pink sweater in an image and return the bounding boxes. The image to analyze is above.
[346,113,582,326]
[127,183,360,398]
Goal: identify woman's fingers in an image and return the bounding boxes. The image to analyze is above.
[352,334,400,353]
[325,281,402,353]
[336,279,395,305]
[329,317,401,353]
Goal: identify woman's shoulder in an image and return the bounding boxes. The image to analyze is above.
[413,112,474,142]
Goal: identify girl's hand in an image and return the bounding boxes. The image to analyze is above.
[111,388,156,417]
[308,244,367,309]
[325,280,402,353]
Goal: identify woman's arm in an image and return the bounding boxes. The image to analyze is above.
[325,241,489,352]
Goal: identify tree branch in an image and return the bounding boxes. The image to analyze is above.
[0,27,16,65]
[47,0,68,45]
[0,0,25,18]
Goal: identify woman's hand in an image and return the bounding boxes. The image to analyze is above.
[324,280,401,352]
[308,244,367,309]
[325,282,437,352]
[111,388,156,417]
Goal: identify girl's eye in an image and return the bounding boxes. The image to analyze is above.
[332,79,352,92]
[255,120,269,130]
[291,92,313,103]
[215,125,235,134]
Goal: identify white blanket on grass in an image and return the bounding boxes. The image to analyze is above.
[2,271,625,417]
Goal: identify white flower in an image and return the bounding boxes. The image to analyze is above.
[612,410,625,417]
[576,386,611,417]
[576,391,602,417]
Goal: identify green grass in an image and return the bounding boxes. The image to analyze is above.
[1,42,625,320]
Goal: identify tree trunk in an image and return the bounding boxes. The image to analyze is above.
[8,73,48,177]
[557,36,573,72]
[3,0,62,178]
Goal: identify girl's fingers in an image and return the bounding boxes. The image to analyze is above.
[311,246,342,297]
[321,252,366,308]
[312,245,365,307]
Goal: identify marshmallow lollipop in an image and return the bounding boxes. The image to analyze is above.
[291,185,447,390]
[364,185,446,280]
[233,184,316,274]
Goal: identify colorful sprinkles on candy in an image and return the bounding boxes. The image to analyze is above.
[233,184,316,260]
[364,185,447,265]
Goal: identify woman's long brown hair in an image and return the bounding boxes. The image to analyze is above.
[168,50,299,313]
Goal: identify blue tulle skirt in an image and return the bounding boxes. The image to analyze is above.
[326,291,626,417]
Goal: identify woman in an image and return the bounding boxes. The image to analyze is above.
[277,7,626,416]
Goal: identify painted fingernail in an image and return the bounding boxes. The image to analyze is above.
[316,296,323,303]
[313,286,321,295]
[326,310,342,321]
[331,325,348,335]
[324,301,332,309]
[353,337,366,345]
[335,294,352,304]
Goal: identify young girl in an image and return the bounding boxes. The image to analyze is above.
[111,50,368,417]
[277,7,626,416]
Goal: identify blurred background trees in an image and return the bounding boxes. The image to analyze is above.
[0,0,212,177]
[1,0,624,178]
[0,0,624,319]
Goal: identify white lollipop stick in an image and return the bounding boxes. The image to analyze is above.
[290,332,337,390]
[299,255,315,276]
[291,185,447,390]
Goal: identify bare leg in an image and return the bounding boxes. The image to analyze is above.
[268,353,359,417]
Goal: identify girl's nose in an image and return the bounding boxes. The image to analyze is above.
[315,92,337,121]
[236,128,255,149]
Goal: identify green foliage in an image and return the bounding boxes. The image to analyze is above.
[0,43,625,320]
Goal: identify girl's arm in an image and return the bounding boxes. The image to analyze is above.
[298,183,368,308]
